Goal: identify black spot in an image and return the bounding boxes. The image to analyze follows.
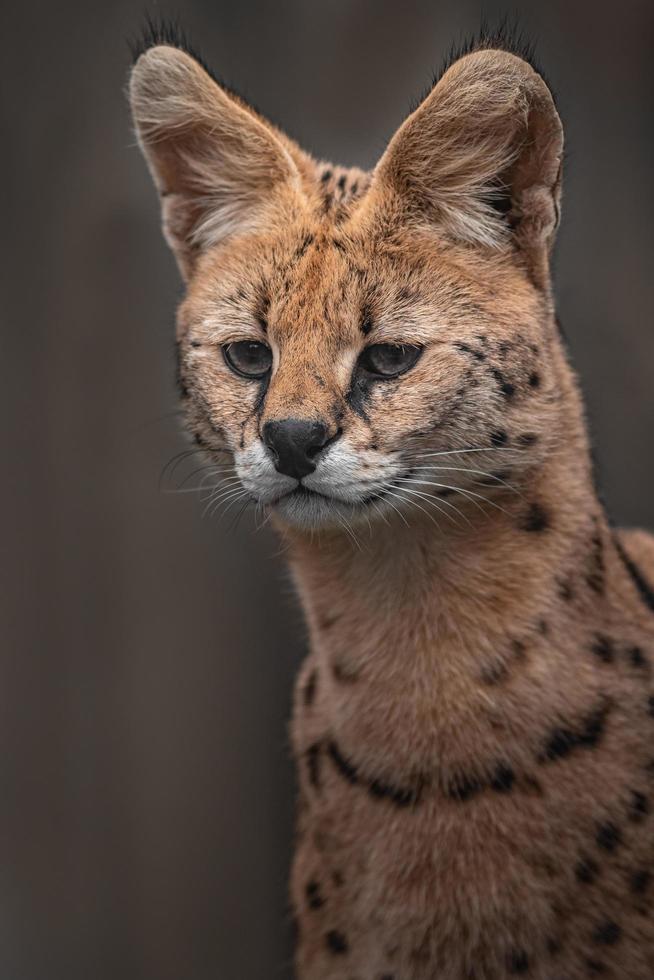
[579,702,610,747]
[332,660,359,684]
[303,670,317,707]
[596,822,621,852]
[481,661,510,685]
[586,959,608,974]
[575,857,600,884]
[305,880,325,910]
[320,169,332,182]
[629,646,649,669]
[592,921,621,945]
[648,695,654,717]
[446,772,482,802]
[437,487,456,497]
[325,929,348,954]
[337,174,347,192]
[558,578,574,602]
[294,233,314,259]
[629,869,651,894]
[528,371,541,388]
[521,502,550,532]
[517,432,538,447]
[628,790,649,822]
[455,341,486,361]
[586,527,606,595]
[508,949,529,973]
[591,635,615,664]
[368,777,421,808]
[491,367,516,399]
[546,936,562,955]
[543,727,578,761]
[306,743,322,788]
[614,536,654,613]
[490,763,515,792]
[360,308,374,335]
[327,741,359,785]
[380,975,395,980]
[490,429,508,447]
[190,339,202,348]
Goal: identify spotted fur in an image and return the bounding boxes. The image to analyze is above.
[130,23,654,979]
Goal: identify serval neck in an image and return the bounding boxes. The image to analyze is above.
[286,444,607,780]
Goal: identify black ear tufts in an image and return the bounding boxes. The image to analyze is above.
[128,14,215,76]
[127,13,258,114]
[410,15,556,114]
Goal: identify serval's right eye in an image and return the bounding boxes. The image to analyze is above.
[222,341,272,379]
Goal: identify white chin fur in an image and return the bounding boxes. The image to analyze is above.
[272,490,366,529]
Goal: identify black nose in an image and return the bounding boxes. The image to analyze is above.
[262,418,334,480]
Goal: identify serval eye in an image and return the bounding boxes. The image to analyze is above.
[222,341,272,379]
[359,343,422,378]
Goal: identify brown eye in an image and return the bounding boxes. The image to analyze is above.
[359,343,422,378]
[223,341,272,379]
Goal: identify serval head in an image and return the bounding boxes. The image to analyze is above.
[130,25,564,531]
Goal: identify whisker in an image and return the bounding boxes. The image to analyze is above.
[383,487,441,529]
[406,465,521,495]
[391,484,466,527]
[397,476,514,517]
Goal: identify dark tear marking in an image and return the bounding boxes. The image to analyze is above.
[595,821,622,852]
[539,700,611,763]
[305,880,325,910]
[615,536,654,613]
[575,857,600,884]
[591,635,615,664]
[346,375,374,422]
[521,502,550,532]
[303,670,318,707]
[325,930,348,955]
[307,743,322,788]
[327,740,423,807]
[591,921,621,945]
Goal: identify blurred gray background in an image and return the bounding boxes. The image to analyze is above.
[2,1,652,978]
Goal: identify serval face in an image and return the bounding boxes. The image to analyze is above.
[131,42,563,529]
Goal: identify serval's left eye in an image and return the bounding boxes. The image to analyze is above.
[359,343,422,378]
[222,341,272,379]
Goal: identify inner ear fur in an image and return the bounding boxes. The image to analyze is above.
[373,49,563,286]
[129,45,300,278]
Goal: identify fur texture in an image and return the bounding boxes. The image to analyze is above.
[129,25,654,979]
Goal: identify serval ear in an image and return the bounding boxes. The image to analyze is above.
[373,48,563,288]
[129,45,300,279]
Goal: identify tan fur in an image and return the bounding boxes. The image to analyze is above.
[130,39,654,979]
